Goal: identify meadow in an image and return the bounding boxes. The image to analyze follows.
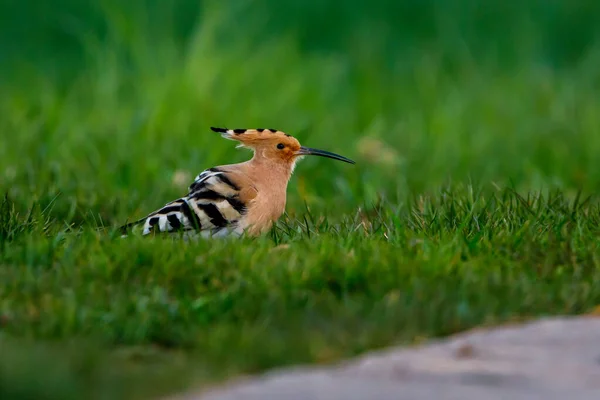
[1,1,600,399]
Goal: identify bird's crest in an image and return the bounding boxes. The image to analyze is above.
[210,126,301,155]
[209,126,355,165]
[210,127,292,143]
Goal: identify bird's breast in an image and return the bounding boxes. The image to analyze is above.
[242,189,287,236]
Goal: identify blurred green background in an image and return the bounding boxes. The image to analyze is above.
[2,0,600,224]
[2,1,600,399]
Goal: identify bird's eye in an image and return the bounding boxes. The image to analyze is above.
[276,143,285,150]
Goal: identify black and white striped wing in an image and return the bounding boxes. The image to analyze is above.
[126,167,249,237]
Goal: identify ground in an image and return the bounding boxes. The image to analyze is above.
[174,316,600,400]
[1,1,600,399]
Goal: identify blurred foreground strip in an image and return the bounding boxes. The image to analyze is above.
[167,316,600,400]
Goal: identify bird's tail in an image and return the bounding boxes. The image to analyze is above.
[118,217,146,237]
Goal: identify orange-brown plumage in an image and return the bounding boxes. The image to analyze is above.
[121,127,355,238]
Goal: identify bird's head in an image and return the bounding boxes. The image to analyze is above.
[210,127,355,169]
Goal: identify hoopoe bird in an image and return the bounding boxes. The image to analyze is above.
[120,127,355,239]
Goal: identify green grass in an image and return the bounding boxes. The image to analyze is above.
[2,1,600,399]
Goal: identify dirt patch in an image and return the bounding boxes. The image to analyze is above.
[167,316,600,400]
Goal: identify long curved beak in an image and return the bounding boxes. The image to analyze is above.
[296,146,355,164]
